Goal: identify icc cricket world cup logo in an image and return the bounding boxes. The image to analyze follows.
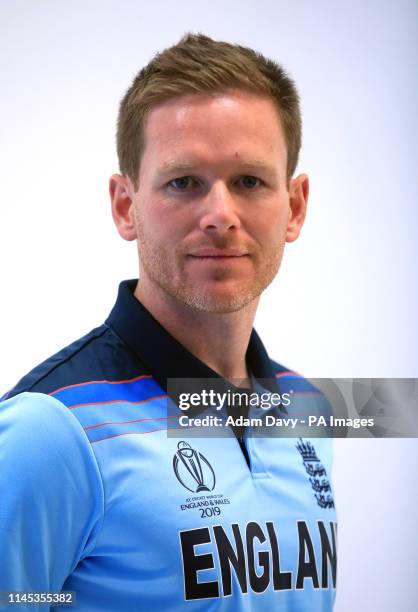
[173,441,216,493]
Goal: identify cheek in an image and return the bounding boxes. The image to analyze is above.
[134,199,163,237]
[254,212,289,245]
[136,204,189,248]
[252,196,290,230]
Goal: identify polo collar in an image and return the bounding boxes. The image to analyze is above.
[105,280,280,400]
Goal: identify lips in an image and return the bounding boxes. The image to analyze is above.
[188,249,248,257]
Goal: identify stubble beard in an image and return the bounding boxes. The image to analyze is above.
[137,235,285,314]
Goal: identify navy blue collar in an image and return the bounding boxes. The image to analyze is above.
[106,279,280,397]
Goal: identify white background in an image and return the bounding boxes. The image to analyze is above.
[1,1,417,610]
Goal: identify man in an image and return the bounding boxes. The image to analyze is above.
[0,33,337,610]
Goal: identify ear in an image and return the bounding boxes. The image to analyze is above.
[286,173,309,243]
[109,174,137,241]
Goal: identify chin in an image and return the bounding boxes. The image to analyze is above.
[179,288,260,314]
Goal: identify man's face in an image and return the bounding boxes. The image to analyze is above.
[120,91,307,313]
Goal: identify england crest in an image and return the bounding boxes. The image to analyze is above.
[296,438,334,509]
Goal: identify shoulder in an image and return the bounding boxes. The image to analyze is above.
[1,322,155,454]
[270,358,319,392]
[2,323,148,403]
[269,358,333,420]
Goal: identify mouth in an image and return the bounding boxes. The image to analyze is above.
[187,254,249,261]
[187,249,249,259]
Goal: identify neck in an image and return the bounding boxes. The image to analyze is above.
[134,279,259,387]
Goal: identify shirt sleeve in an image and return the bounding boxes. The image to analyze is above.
[0,392,104,605]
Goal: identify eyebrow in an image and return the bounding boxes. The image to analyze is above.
[157,158,277,176]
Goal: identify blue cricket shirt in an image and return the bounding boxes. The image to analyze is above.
[0,280,337,610]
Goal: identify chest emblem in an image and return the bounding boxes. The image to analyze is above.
[296,438,335,509]
[173,441,216,493]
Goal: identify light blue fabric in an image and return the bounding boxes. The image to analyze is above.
[0,387,336,611]
[0,393,104,610]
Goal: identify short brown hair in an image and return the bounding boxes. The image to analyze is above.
[117,33,302,189]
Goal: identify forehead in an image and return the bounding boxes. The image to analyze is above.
[140,91,287,175]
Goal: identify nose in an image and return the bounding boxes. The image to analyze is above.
[198,182,241,234]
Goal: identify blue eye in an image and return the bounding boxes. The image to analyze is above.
[240,176,261,189]
[168,176,194,190]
